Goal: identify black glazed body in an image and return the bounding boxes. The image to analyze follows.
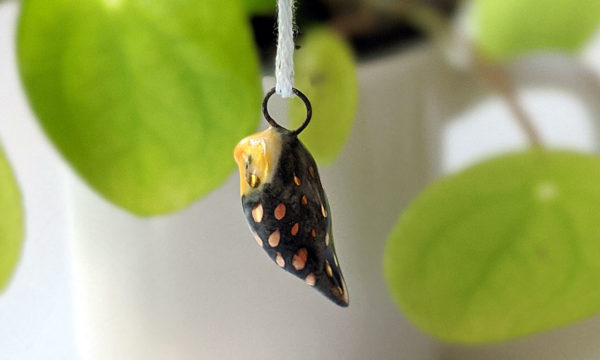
[240,129,348,306]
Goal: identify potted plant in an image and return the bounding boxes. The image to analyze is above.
[2,0,600,358]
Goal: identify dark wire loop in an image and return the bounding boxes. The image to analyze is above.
[262,87,312,136]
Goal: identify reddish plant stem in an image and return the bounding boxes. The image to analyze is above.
[472,52,542,147]
[331,0,543,147]
[388,1,544,147]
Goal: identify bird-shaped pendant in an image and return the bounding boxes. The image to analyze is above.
[233,88,348,307]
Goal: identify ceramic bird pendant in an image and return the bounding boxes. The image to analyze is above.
[234,126,349,307]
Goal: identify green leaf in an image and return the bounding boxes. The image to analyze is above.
[242,0,275,15]
[384,150,600,343]
[474,0,600,61]
[18,0,261,215]
[0,146,23,293]
[290,27,358,165]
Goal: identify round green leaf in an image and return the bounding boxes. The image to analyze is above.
[384,150,600,343]
[18,0,261,215]
[242,0,275,15]
[474,0,600,61]
[0,146,23,293]
[290,28,358,165]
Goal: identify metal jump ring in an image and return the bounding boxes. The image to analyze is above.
[262,87,312,136]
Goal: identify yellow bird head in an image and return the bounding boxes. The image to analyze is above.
[233,127,283,197]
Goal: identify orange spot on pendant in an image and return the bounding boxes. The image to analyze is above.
[326,261,333,277]
[292,248,308,271]
[253,232,263,247]
[321,203,327,218]
[275,252,285,267]
[291,223,299,236]
[252,203,263,223]
[274,203,286,220]
[305,273,316,286]
[268,229,280,247]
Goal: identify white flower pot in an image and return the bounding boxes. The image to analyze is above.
[68,44,600,360]
[69,45,447,360]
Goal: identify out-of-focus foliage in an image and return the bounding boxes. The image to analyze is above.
[0,146,23,293]
[290,28,358,165]
[17,0,261,215]
[385,150,600,343]
[243,0,275,15]
[474,0,600,61]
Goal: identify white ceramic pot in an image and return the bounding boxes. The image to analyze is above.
[69,45,446,360]
[68,42,600,360]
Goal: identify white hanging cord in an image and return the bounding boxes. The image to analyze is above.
[275,0,295,98]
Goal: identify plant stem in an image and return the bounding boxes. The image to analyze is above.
[333,0,544,147]
[385,0,543,147]
[472,51,542,147]
[385,0,449,40]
